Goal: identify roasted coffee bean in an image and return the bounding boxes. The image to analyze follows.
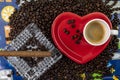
[66,31,70,35]
[10,0,120,79]
[75,40,80,44]
[71,24,75,28]
[114,38,119,42]
[67,19,75,24]
[71,36,75,40]
[71,34,79,40]
[76,29,80,33]
[63,28,67,33]
[63,28,70,35]
[78,35,82,40]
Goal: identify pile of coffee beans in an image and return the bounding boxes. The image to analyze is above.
[8,0,120,79]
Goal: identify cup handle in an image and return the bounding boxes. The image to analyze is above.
[111,30,118,35]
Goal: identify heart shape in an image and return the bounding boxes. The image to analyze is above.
[52,12,112,64]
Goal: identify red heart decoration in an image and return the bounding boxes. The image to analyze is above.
[51,12,112,64]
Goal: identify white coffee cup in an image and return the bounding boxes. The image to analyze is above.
[83,19,118,46]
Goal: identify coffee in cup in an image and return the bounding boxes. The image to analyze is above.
[83,19,118,46]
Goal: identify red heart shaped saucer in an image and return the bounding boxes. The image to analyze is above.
[51,12,112,64]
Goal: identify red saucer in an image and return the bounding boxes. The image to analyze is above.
[51,12,112,64]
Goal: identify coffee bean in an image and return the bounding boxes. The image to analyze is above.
[78,35,82,40]
[72,34,78,40]
[71,36,75,40]
[115,39,119,42]
[63,28,67,33]
[75,40,80,44]
[67,19,75,24]
[71,24,75,28]
[76,30,80,33]
[66,31,70,35]
[63,28,70,35]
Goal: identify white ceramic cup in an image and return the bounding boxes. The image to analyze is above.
[83,19,118,46]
